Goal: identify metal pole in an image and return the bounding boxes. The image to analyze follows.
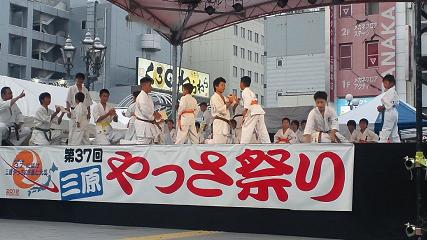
[85,52,90,89]
[171,44,178,123]
[414,0,424,234]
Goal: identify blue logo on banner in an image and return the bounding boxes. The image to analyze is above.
[60,165,103,201]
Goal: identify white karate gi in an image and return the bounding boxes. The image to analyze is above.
[0,99,31,146]
[124,102,136,141]
[356,129,379,143]
[304,106,347,143]
[66,85,93,141]
[93,102,124,145]
[296,129,304,143]
[69,103,90,145]
[274,128,297,144]
[231,104,244,144]
[197,109,212,139]
[345,129,359,143]
[240,88,270,144]
[50,116,64,145]
[134,91,160,144]
[210,92,230,144]
[176,94,200,144]
[29,106,55,145]
[379,86,400,143]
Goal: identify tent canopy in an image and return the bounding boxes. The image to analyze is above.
[108,0,398,44]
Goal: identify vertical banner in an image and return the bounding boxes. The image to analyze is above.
[0,144,354,211]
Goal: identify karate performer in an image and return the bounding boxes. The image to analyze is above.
[69,92,90,145]
[345,120,359,143]
[231,101,244,143]
[29,92,62,145]
[377,74,401,143]
[66,73,93,141]
[134,77,162,144]
[175,83,200,144]
[290,120,299,136]
[197,102,212,139]
[227,119,239,144]
[124,91,140,141]
[274,118,297,144]
[93,89,124,145]
[50,112,65,145]
[240,76,270,144]
[355,118,379,143]
[304,91,347,143]
[210,77,235,144]
[164,119,176,144]
[296,120,306,143]
[0,87,30,146]
[195,122,205,144]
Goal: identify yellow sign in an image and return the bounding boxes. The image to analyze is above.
[137,58,210,98]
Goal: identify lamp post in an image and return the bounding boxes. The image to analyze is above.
[61,37,76,81]
[81,32,107,90]
[345,94,359,110]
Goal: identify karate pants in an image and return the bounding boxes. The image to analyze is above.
[3,126,31,146]
[95,126,125,145]
[241,114,271,144]
[213,134,228,144]
[0,123,8,146]
[379,108,400,143]
[175,124,199,144]
[310,131,348,143]
[124,123,136,141]
[69,128,90,145]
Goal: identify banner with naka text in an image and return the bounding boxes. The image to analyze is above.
[0,144,354,211]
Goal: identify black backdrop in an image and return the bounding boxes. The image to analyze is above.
[0,144,425,240]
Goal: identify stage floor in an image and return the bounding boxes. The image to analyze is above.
[0,219,338,240]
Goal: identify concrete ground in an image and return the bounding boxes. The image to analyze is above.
[0,219,338,240]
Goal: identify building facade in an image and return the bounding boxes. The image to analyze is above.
[0,0,70,81]
[182,20,266,105]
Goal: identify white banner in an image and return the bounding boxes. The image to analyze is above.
[0,144,354,211]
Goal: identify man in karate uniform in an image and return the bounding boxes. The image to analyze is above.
[345,120,359,143]
[377,74,400,143]
[175,83,200,144]
[124,91,140,141]
[240,76,270,144]
[66,73,93,142]
[274,118,297,144]
[93,89,124,145]
[134,77,162,144]
[30,92,62,145]
[304,91,347,143]
[210,77,235,144]
[355,118,379,143]
[196,102,212,139]
[0,87,30,146]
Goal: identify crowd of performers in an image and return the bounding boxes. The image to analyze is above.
[0,73,400,146]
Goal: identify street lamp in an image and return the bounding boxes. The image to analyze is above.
[345,94,359,110]
[81,32,107,90]
[61,36,76,81]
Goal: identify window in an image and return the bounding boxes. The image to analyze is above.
[255,72,259,83]
[261,74,265,84]
[261,96,264,105]
[339,43,352,70]
[81,20,87,29]
[9,34,27,57]
[256,94,259,100]
[240,68,245,77]
[255,33,259,43]
[233,66,238,77]
[366,41,379,68]
[241,27,245,38]
[365,2,379,15]
[8,63,26,79]
[248,50,252,61]
[340,5,352,18]
[248,30,252,41]
[241,48,245,59]
[277,59,283,67]
[233,45,238,56]
[261,35,265,46]
[255,53,259,63]
[248,70,252,78]
[261,54,265,65]
[234,25,238,35]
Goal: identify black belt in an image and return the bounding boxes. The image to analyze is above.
[34,127,52,142]
[213,116,230,125]
[136,117,161,130]
[233,114,243,119]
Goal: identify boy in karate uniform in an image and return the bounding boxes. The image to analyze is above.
[377,74,401,143]
[210,77,235,144]
[345,120,359,143]
[304,91,347,143]
[124,91,140,141]
[175,83,200,144]
[274,118,297,144]
[134,77,162,144]
[93,89,124,145]
[29,92,62,145]
[355,118,379,143]
[240,76,270,144]
[296,120,306,143]
[69,92,90,145]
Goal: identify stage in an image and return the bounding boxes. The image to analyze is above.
[0,144,425,240]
